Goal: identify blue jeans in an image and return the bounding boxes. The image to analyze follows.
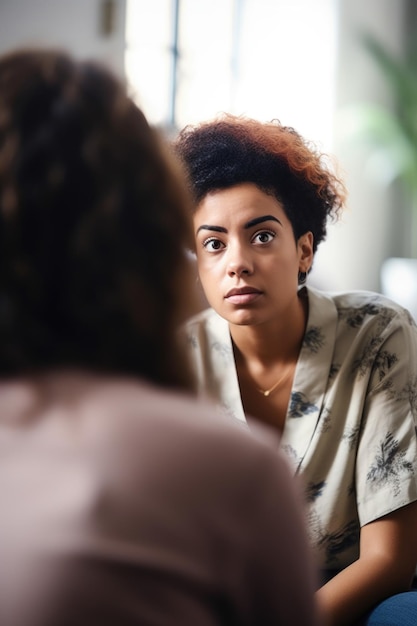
[361,591,417,625]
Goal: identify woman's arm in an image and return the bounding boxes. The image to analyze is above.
[317,500,417,626]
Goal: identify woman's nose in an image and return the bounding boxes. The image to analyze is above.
[227,247,253,277]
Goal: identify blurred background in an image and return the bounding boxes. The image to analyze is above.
[1,0,416,315]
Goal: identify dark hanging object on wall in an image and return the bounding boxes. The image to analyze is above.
[100,0,116,37]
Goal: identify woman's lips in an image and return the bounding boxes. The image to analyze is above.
[225,287,262,305]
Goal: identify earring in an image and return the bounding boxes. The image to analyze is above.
[298,270,307,285]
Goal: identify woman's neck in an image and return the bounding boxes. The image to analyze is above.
[230,289,309,433]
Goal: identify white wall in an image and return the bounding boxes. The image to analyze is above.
[312,0,408,292]
[0,0,127,77]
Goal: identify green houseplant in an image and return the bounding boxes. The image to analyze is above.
[343,28,417,259]
[341,28,417,318]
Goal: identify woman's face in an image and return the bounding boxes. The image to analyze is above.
[193,182,313,327]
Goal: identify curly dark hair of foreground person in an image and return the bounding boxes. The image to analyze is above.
[174,114,347,254]
[0,48,196,389]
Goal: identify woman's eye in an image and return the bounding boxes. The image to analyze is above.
[202,237,225,252]
[252,230,275,244]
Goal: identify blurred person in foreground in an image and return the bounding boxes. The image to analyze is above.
[174,114,417,626]
[0,49,320,626]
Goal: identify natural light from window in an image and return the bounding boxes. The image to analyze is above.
[125,0,337,149]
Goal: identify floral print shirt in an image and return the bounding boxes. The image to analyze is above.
[184,286,417,572]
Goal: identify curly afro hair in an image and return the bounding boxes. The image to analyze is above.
[174,114,346,253]
[0,48,195,388]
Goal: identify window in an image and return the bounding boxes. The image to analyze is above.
[125,0,337,148]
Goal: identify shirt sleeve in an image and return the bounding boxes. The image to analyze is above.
[356,309,417,526]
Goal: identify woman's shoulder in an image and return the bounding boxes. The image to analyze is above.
[81,376,291,500]
[185,306,222,329]
[182,307,230,346]
[309,285,416,326]
[78,374,254,443]
[1,372,280,482]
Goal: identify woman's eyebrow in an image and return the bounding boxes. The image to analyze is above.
[196,215,282,235]
[196,224,227,234]
[244,215,282,229]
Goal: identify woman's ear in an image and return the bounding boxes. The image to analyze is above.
[297,231,314,273]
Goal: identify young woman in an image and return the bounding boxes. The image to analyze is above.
[175,114,417,626]
[0,52,320,626]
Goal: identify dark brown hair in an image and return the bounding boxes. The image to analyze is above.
[0,48,196,389]
[174,114,346,253]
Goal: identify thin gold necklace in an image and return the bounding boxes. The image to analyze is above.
[257,366,292,397]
